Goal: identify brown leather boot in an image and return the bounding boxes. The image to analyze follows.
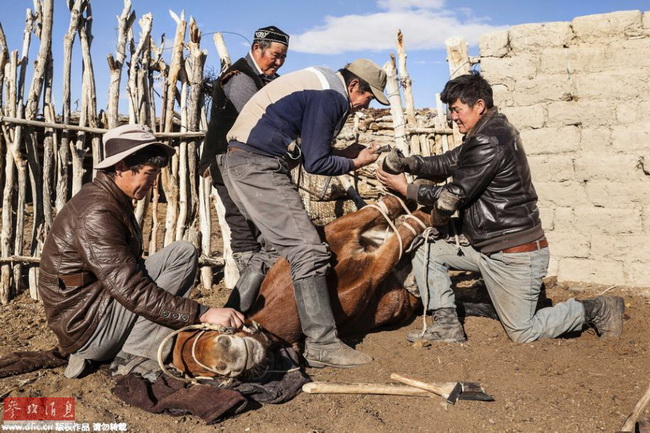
[580,296,625,338]
[406,308,467,343]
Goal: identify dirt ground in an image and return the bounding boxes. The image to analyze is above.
[1,275,649,433]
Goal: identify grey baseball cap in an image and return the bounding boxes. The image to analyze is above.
[95,124,175,169]
[344,58,389,106]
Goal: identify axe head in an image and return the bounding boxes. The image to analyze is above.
[445,382,463,404]
[456,382,495,402]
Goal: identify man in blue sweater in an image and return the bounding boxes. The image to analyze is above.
[223,59,388,368]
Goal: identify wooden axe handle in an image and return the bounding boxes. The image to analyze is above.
[302,382,431,397]
[619,382,650,432]
[390,373,458,398]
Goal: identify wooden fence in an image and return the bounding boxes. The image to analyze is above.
[0,0,471,304]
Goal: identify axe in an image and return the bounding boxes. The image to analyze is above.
[390,373,494,405]
[302,377,493,404]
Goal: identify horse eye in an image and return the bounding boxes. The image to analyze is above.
[217,336,231,348]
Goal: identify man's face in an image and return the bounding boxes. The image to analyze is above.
[252,42,287,77]
[448,98,485,134]
[348,80,375,113]
[115,163,161,201]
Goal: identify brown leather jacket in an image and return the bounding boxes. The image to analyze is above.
[38,171,204,354]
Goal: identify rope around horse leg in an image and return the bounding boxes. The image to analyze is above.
[419,227,435,340]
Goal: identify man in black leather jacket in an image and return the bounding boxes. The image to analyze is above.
[376,72,624,343]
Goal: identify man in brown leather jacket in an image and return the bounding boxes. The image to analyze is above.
[39,124,244,379]
[377,72,624,344]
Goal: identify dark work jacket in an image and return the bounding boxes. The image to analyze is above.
[199,56,266,177]
[405,108,544,253]
[38,172,203,354]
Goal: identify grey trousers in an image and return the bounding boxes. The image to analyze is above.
[73,241,198,362]
[412,238,586,343]
[214,154,279,275]
[222,149,331,281]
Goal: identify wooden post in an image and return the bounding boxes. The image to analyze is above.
[0,25,8,193]
[383,55,409,156]
[175,79,189,242]
[78,2,99,176]
[445,37,470,147]
[198,104,213,291]
[161,9,186,247]
[0,52,18,304]
[24,0,53,300]
[435,93,452,153]
[184,18,206,246]
[210,31,238,289]
[129,13,155,228]
[58,0,85,210]
[445,36,470,78]
[212,33,231,74]
[11,105,27,300]
[0,23,8,101]
[396,30,422,156]
[107,0,134,130]
[127,13,152,125]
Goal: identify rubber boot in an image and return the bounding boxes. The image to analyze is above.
[224,268,265,314]
[294,276,372,368]
[406,307,467,343]
[580,296,625,339]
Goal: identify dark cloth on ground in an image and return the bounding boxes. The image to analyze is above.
[0,347,67,378]
[111,345,308,423]
[111,374,248,425]
[229,345,309,404]
[0,343,308,423]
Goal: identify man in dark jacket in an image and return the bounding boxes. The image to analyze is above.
[376,72,624,344]
[199,26,289,314]
[39,124,244,379]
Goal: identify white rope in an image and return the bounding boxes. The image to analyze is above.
[418,227,436,339]
[157,323,231,384]
[366,198,405,260]
[366,194,436,339]
[156,322,300,385]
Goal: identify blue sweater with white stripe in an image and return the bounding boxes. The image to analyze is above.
[227,66,355,176]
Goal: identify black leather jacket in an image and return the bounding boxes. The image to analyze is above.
[405,108,544,253]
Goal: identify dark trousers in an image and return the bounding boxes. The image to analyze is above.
[211,162,261,254]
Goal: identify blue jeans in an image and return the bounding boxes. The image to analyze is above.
[412,239,586,343]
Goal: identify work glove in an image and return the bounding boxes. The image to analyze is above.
[431,190,461,227]
[381,147,411,174]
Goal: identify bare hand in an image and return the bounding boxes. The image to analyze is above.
[332,143,366,159]
[376,166,408,196]
[200,307,245,329]
[352,143,380,169]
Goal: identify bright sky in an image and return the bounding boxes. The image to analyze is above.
[1,0,648,113]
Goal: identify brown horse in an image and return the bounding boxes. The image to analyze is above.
[247,194,430,345]
[170,195,428,379]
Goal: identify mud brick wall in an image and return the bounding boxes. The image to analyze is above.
[479,10,650,288]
